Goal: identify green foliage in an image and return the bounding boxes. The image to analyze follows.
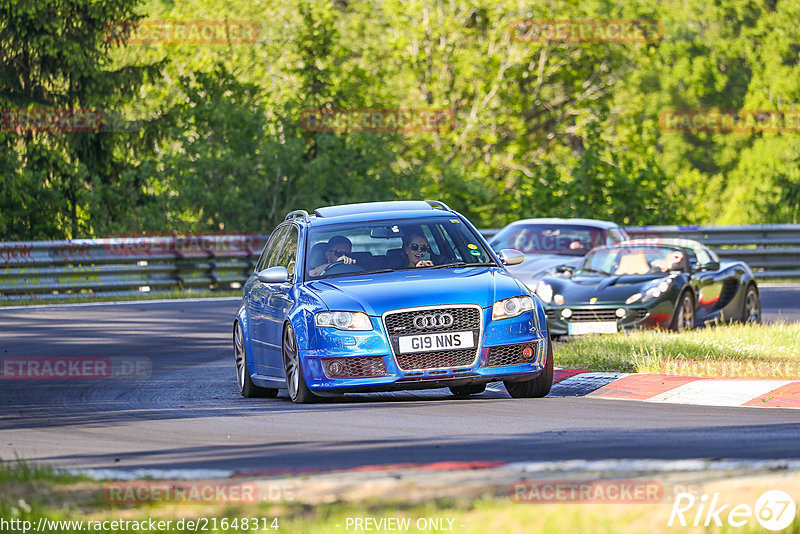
[2,0,799,239]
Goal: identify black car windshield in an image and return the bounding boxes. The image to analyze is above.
[305,217,496,279]
[581,246,689,276]
[490,224,617,256]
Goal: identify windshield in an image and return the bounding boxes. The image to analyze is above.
[581,246,689,276]
[305,217,496,280]
[490,224,616,256]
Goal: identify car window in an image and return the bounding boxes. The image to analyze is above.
[583,246,689,275]
[306,217,495,279]
[490,224,607,255]
[276,226,299,275]
[607,229,626,244]
[263,225,289,271]
[255,226,287,273]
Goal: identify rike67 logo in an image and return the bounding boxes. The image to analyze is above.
[669,490,796,531]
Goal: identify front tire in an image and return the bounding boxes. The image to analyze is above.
[741,284,761,323]
[234,321,278,398]
[670,290,695,331]
[283,323,319,404]
[504,340,553,398]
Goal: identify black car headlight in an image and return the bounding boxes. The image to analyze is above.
[628,281,672,304]
[314,311,372,331]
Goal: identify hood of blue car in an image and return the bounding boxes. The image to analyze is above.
[306,267,526,316]
[544,273,676,305]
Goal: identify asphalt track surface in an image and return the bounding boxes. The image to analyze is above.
[0,287,798,473]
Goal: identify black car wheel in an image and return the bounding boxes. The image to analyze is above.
[234,321,278,398]
[283,323,318,404]
[449,383,487,397]
[741,284,761,323]
[504,340,553,398]
[670,291,695,331]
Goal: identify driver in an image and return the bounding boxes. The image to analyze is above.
[652,249,685,273]
[309,236,356,276]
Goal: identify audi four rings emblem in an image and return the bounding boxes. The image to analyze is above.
[414,313,455,329]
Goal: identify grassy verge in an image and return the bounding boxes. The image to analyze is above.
[0,289,240,307]
[553,322,800,379]
[1,461,798,534]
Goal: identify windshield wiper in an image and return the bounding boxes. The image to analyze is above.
[429,261,496,269]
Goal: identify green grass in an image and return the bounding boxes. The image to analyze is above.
[554,322,800,379]
[0,289,240,307]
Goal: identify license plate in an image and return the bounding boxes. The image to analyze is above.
[397,331,474,354]
[568,321,618,335]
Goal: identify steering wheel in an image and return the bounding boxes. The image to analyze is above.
[320,261,365,276]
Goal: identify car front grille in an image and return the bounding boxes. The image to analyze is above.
[486,343,538,367]
[384,307,481,336]
[567,309,620,322]
[395,349,477,371]
[384,306,482,371]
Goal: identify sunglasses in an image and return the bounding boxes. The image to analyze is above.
[328,249,349,257]
[408,243,430,252]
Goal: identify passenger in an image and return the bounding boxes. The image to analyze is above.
[309,236,356,276]
[401,233,435,268]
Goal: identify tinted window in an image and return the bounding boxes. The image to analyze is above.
[306,217,495,279]
[276,226,299,275]
[490,224,608,255]
[259,225,288,272]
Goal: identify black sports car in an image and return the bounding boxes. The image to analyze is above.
[533,238,761,336]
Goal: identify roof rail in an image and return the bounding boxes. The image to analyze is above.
[285,210,310,222]
[425,200,452,211]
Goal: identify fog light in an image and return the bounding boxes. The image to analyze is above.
[522,346,534,360]
[325,359,347,377]
[561,308,573,319]
[615,307,626,318]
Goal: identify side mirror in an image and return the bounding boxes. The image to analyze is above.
[556,264,576,273]
[257,266,290,284]
[498,249,525,266]
[701,261,720,271]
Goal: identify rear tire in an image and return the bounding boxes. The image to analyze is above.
[449,383,487,397]
[670,291,695,331]
[740,284,761,323]
[504,340,553,398]
[234,321,278,398]
[283,323,319,404]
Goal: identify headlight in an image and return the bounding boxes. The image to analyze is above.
[535,281,553,304]
[315,311,372,331]
[492,296,535,320]
[643,281,672,302]
[626,293,642,304]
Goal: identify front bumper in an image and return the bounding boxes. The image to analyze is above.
[300,308,548,392]
[544,298,675,336]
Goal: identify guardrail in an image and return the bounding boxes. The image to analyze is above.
[1,225,798,300]
[481,224,800,280]
[0,235,268,301]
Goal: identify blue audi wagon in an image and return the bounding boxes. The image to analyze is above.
[233,200,551,403]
